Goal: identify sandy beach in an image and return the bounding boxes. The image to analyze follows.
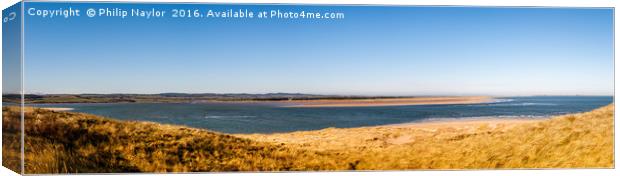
[236,116,544,151]
[283,96,494,107]
[40,107,74,111]
[385,117,543,128]
[237,104,613,169]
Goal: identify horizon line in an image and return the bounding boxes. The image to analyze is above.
[2,92,614,97]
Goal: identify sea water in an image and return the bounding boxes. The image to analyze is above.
[32,96,613,134]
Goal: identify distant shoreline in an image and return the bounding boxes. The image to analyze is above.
[40,107,74,111]
[282,96,494,107]
[23,96,496,108]
[5,93,496,108]
[3,94,610,105]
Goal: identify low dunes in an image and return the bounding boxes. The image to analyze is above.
[1,104,614,173]
[239,105,614,169]
[2,107,348,173]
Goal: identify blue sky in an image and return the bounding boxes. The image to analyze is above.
[20,2,613,96]
[2,2,21,94]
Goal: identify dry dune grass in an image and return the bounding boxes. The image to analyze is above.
[240,104,614,169]
[2,107,348,173]
[1,104,614,173]
[1,107,21,173]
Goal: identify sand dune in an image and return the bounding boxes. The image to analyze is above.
[2,104,613,173]
[236,117,543,151]
[237,105,614,169]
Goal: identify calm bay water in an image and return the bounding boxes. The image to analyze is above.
[32,96,613,134]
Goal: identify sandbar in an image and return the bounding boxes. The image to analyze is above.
[284,96,494,107]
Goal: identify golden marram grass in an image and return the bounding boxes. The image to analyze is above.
[1,104,613,173]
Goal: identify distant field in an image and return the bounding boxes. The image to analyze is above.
[1,104,613,173]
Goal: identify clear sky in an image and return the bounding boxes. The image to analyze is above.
[21,2,613,96]
[2,2,21,94]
